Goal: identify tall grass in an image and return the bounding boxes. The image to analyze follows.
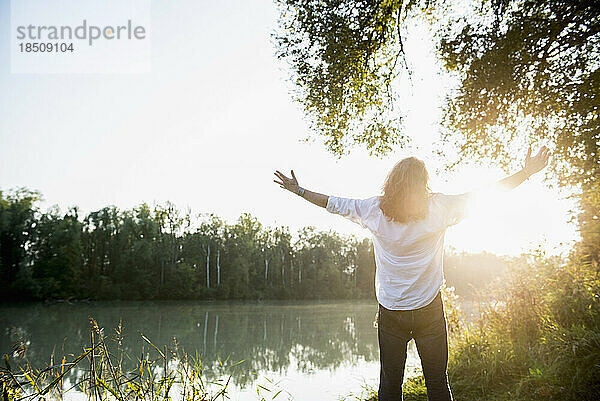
[1,318,285,401]
[365,253,600,400]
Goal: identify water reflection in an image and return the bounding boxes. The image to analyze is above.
[0,301,421,399]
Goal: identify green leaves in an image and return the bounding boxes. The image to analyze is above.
[0,187,377,302]
[275,0,417,156]
[0,320,241,401]
[439,0,600,176]
[437,0,600,265]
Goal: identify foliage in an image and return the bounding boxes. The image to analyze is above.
[0,317,260,401]
[438,0,600,268]
[0,188,41,299]
[0,188,376,302]
[275,0,599,181]
[364,252,600,400]
[446,253,600,400]
[439,0,599,177]
[274,0,430,156]
[575,181,600,266]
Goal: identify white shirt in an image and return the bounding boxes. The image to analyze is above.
[326,192,470,310]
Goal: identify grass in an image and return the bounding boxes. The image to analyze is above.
[362,253,600,400]
[0,318,286,401]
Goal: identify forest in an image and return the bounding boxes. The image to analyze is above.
[0,188,506,302]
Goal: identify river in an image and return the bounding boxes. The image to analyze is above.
[1,300,430,401]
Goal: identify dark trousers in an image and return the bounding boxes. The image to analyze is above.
[377,291,453,401]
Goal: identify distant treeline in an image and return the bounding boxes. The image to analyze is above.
[0,188,506,301]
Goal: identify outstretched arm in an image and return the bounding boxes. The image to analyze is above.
[497,146,550,191]
[273,170,329,208]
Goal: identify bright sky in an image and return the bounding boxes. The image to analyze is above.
[0,0,579,256]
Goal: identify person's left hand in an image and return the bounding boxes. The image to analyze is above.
[274,170,300,194]
[523,145,550,177]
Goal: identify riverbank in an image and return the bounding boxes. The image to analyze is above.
[2,254,598,401]
[362,253,600,401]
[1,300,385,401]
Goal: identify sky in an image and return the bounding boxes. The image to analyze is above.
[0,0,579,256]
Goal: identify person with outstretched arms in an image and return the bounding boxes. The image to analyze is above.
[273,146,550,401]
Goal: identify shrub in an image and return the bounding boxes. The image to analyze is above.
[446,253,600,400]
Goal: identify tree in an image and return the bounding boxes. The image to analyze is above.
[117,204,162,299]
[30,206,83,299]
[275,0,420,156]
[437,0,600,264]
[0,187,511,301]
[355,238,376,298]
[275,0,600,262]
[223,213,263,298]
[81,206,122,298]
[0,188,41,299]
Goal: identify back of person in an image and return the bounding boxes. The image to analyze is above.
[326,191,469,310]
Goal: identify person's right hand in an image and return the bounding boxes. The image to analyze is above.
[524,145,550,177]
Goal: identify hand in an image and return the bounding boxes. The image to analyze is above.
[523,145,550,177]
[274,170,300,194]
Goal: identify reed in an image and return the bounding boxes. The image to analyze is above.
[0,317,245,401]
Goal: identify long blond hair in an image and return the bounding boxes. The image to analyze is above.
[379,157,430,223]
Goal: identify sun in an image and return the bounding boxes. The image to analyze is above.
[446,186,544,255]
